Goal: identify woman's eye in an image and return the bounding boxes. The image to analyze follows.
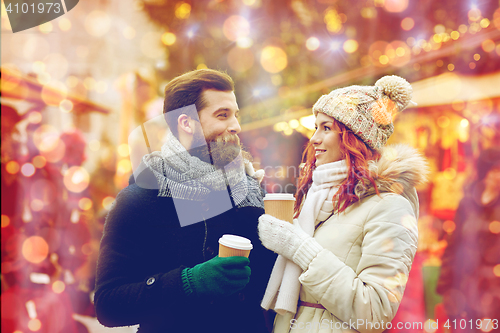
[324,126,331,131]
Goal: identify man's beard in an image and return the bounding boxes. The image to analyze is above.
[189,132,251,169]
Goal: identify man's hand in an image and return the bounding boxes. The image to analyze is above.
[182,256,251,297]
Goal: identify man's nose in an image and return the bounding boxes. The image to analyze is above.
[227,115,241,134]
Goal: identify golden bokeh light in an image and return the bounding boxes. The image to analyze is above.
[21,163,36,177]
[236,37,253,48]
[443,167,457,180]
[482,39,496,53]
[79,198,93,211]
[85,11,111,37]
[117,159,132,174]
[161,32,176,46]
[401,17,414,31]
[59,99,74,113]
[117,143,130,157]
[31,199,44,212]
[227,47,255,72]
[493,264,500,277]
[489,221,500,234]
[223,15,250,42]
[343,39,358,53]
[324,8,343,33]
[175,2,191,19]
[6,161,20,174]
[28,318,42,331]
[102,196,115,210]
[468,8,482,21]
[22,236,49,264]
[306,37,320,51]
[58,17,71,31]
[260,46,287,73]
[384,0,408,13]
[52,280,66,294]
[197,63,208,70]
[443,220,456,233]
[1,215,10,228]
[63,166,90,193]
[437,116,450,128]
[39,22,53,34]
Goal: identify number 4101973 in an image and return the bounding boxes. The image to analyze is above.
[5,2,62,14]
[443,319,498,330]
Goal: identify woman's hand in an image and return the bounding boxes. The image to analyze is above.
[258,214,323,270]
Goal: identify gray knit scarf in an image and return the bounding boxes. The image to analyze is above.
[142,131,264,209]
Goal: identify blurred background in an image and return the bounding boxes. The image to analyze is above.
[1,0,500,332]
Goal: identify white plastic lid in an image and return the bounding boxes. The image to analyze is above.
[218,234,253,250]
[263,193,296,201]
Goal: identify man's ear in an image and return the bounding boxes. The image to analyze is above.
[177,114,194,135]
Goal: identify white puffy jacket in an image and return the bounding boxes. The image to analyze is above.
[273,144,429,333]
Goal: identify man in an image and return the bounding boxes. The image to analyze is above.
[95,69,276,333]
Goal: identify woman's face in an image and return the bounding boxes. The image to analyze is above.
[310,113,343,166]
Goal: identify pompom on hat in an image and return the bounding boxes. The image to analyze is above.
[312,75,414,150]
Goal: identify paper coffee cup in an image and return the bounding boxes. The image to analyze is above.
[218,235,253,258]
[263,193,296,223]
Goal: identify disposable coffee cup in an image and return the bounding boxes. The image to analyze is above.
[263,193,296,223]
[218,235,253,258]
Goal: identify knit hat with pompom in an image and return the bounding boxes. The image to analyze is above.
[312,75,413,150]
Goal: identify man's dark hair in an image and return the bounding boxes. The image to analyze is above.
[163,69,234,138]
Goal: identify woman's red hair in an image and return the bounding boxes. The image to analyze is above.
[294,120,381,217]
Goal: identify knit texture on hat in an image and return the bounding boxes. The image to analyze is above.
[312,75,413,150]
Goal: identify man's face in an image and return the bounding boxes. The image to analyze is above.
[191,89,243,167]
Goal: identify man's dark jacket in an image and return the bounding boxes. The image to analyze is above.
[95,165,277,333]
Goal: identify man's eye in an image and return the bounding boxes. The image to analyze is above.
[218,113,228,118]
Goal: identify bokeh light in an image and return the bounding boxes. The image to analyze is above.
[117,159,132,174]
[102,196,115,210]
[63,166,90,193]
[6,161,20,174]
[39,22,53,34]
[123,26,136,39]
[306,37,320,51]
[79,198,93,211]
[424,319,438,333]
[260,46,288,73]
[401,17,414,31]
[227,47,255,72]
[443,220,456,233]
[489,221,500,234]
[85,11,111,37]
[28,318,42,331]
[494,265,500,277]
[59,99,74,113]
[175,2,191,19]
[52,280,66,294]
[161,32,176,46]
[117,143,130,157]
[223,15,250,42]
[1,215,10,228]
[28,111,42,124]
[41,81,68,106]
[31,199,44,212]
[22,236,49,264]
[384,0,409,13]
[324,8,344,33]
[343,39,358,53]
[58,17,72,31]
[21,163,36,177]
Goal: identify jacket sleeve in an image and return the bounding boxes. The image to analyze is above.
[298,194,418,333]
[94,187,187,327]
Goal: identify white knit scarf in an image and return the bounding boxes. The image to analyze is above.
[261,160,348,315]
[142,131,254,206]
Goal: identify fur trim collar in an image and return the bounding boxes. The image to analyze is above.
[356,144,429,216]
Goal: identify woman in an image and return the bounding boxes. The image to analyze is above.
[258,76,429,333]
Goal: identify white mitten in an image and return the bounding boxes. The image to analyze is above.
[258,214,323,270]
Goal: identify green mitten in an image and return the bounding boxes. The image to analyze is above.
[181,256,251,297]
